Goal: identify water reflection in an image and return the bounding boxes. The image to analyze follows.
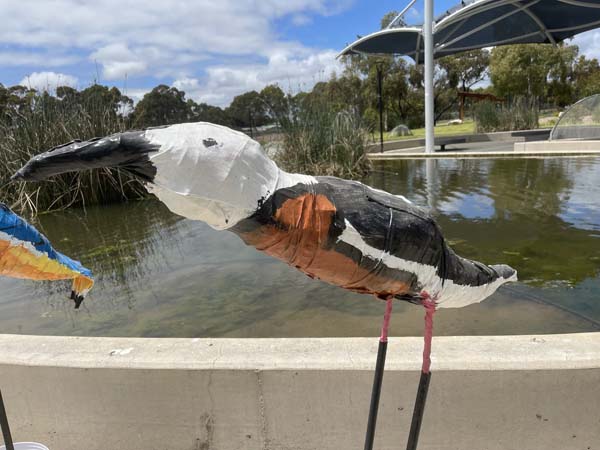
[368,157,600,331]
[1,157,599,337]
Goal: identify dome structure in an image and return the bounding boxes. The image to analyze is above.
[550,94,600,141]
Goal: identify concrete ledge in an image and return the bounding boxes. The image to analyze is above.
[1,333,599,450]
[368,128,551,153]
[1,333,600,371]
[514,140,600,152]
[368,149,600,159]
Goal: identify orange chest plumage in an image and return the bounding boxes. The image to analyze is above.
[235,193,411,298]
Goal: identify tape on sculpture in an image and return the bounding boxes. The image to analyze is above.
[13,122,516,308]
[0,203,94,308]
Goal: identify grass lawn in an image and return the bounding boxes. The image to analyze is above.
[382,120,475,141]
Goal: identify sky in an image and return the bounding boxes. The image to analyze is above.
[2,0,600,107]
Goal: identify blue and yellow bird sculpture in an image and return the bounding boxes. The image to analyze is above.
[0,202,94,308]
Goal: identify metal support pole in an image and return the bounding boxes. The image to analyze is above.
[386,0,418,29]
[406,297,436,450]
[364,339,388,449]
[406,372,431,450]
[363,297,393,450]
[0,389,15,450]
[377,64,384,153]
[424,0,435,154]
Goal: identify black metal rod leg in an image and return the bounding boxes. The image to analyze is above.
[406,296,436,450]
[364,339,388,450]
[406,371,431,450]
[364,297,393,450]
[0,389,15,450]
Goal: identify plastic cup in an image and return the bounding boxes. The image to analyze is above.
[1,443,49,450]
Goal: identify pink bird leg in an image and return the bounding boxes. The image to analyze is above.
[379,296,394,343]
[421,293,437,374]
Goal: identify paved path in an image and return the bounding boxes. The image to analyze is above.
[368,140,600,159]
[380,141,516,154]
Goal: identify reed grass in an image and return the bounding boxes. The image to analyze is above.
[275,97,371,178]
[474,97,539,133]
[0,93,147,214]
[1,90,372,214]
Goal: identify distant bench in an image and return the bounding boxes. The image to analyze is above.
[435,136,467,151]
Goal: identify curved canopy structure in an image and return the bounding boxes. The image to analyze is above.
[340,0,600,153]
[339,0,600,63]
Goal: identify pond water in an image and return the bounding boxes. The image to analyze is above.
[1,157,599,338]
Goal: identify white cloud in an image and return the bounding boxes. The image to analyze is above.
[0,0,352,84]
[1,0,356,107]
[173,49,343,106]
[119,88,150,104]
[172,77,201,92]
[19,71,78,91]
[292,14,313,26]
[572,30,600,61]
[91,43,148,80]
[0,52,79,67]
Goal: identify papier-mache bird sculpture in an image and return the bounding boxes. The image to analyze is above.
[13,122,516,449]
[0,202,94,308]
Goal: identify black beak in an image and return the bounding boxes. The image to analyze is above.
[12,131,160,183]
[10,171,25,182]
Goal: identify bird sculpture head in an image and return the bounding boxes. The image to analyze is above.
[13,123,312,230]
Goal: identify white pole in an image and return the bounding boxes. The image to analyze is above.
[424,0,435,154]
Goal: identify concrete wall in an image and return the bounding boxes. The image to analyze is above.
[1,333,599,450]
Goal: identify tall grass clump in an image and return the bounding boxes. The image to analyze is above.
[275,97,371,178]
[474,97,539,133]
[0,90,147,214]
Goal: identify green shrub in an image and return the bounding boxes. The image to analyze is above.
[473,101,500,132]
[474,97,539,133]
[275,97,371,178]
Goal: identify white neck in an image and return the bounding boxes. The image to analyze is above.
[144,123,316,230]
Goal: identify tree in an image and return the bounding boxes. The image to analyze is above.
[0,84,8,121]
[226,91,268,128]
[546,44,578,106]
[188,100,232,127]
[359,58,411,130]
[259,84,289,123]
[438,49,490,92]
[491,45,546,98]
[80,84,133,116]
[0,85,37,116]
[572,55,600,99]
[54,84,133,135]
[132,85,192,127]
[383,59,413,125]
[490,43,577,102]
[306,73,365,118]
[380,10,400,28]
[408,61,459,125]
[337,10,414,130]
